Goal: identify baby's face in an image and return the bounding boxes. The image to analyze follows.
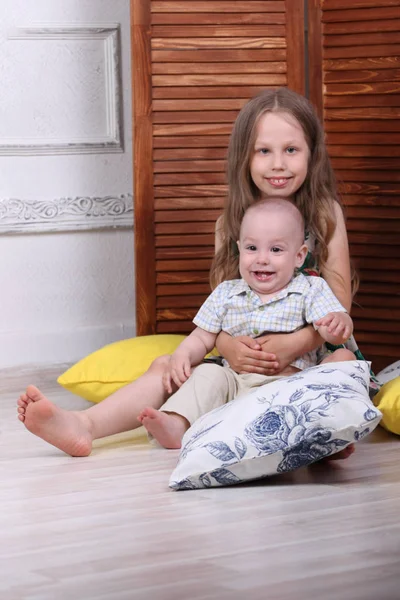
[237,209,307,298]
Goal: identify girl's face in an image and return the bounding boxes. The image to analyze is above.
[250,111,310,199]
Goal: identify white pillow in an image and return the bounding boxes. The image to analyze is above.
[169,361,382,490]
[376,360,400,385]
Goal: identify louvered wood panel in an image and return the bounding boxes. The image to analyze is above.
[132,0,305,335]
[309,0,400,373]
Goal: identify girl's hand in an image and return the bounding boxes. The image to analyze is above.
[256,332,297,373]
[162,352,192,393]
[315,312,353,343]
[218,335,279,375]
[256,326,324,373]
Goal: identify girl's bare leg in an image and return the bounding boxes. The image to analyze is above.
[16,356,171,457]
[320,348,355,364]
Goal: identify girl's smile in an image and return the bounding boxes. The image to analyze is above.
[266,177,293,189]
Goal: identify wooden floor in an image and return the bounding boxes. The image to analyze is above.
[1,366,400,600]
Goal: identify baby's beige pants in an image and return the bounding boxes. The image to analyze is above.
[160,362,286,425]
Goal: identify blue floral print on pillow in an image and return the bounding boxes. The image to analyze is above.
[170,361,382,490]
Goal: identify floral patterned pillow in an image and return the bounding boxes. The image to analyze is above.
[169,361,382,491]
[376,360,400,386]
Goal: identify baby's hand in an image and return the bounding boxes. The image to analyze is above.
[162,351,192,394]
[315,312,353,343]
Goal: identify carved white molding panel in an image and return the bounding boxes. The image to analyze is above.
[0,194,133,233]
[2,25,123,155]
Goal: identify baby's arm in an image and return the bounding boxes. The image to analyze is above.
[163,327,217,393]
[306,277,353,346]
[314,312,353,345]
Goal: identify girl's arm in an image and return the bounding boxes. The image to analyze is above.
[217,327,324,375]
[216,331,279,375]
[256,326,324,370]
[320,202,352,312]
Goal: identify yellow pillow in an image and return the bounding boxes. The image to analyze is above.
[373,377,400,435]
[58,334,188,403]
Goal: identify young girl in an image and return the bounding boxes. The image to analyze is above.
[17,87,361,459]
[212,87,354,375]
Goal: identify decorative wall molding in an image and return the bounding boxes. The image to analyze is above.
[0,194,133,234]
[2,24,123,156]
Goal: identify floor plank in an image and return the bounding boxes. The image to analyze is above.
[1,366,400,599]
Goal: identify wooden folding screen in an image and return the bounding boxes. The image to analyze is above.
[308,0,400,372]
[132,0,399,372]
[132,0,305,335]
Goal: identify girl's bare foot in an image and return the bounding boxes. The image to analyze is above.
[138,407,189,449]
[326,443,355,461]
[319,443,355,463]
[17,385,93,457]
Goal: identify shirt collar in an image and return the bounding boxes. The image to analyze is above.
[227,279,252,298]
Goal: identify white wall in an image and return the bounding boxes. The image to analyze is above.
[0,0,135,368]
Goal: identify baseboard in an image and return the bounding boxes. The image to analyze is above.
[0,322,135,369]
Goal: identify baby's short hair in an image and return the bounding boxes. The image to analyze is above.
[243,197,305,245]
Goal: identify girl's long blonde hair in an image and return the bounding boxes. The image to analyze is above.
[210,87,347,290]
